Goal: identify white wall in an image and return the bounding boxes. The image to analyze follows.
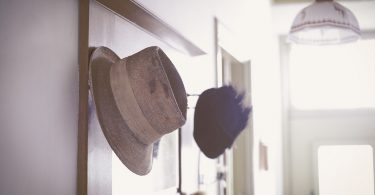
[0,0,78,195]
[245,1,283,195]
[112,1,283,195]
[0,0,283,194]
[273,2,375,195]
[108,0,283,195]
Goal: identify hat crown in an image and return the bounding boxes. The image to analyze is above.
[126,47,187,132]
[110,46,187,144]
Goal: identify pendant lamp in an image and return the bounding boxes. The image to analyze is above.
[288,0,361,45]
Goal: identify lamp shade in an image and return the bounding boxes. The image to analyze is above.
[288,0,361,45]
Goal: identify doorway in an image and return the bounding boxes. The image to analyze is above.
[220,47,253,195]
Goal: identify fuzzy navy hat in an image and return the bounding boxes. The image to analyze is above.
[193,85,251,158]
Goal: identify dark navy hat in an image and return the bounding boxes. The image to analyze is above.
[193,85,251,158]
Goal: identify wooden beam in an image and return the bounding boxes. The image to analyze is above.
[77,0,89,194]
[96,0,206,56]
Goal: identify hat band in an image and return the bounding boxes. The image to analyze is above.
[110,58,161,145]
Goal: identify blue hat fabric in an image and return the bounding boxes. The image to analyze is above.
[193,85,251,158]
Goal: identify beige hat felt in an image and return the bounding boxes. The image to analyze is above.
[89,46,187,175]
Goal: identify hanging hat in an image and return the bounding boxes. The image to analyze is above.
[193,85,251,158]
[89,46,187,175]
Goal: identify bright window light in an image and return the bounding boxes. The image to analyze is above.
[289,39,375,110]
[318,145,374,195]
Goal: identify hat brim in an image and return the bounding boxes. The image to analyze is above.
[89,47,153,175]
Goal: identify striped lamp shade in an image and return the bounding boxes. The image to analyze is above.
[288,0,361,45]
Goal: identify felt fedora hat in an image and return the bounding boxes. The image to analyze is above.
[89,46,187,175]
